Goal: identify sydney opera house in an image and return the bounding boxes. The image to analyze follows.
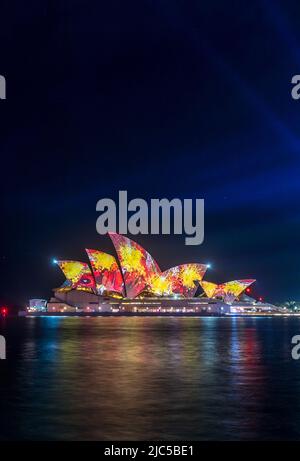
[27,233,278,315]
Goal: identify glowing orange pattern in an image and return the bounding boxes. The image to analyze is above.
[222,279,255,303]
[149,274,173,296]
[86,249,124,295]
[151,264,207,297]
[54,234,255,301]
[200,280,218,298]
[201,279,255,303]
[56,260,96,293]
[109,233,161,298]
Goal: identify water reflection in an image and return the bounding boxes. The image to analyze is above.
[1,317,300,440]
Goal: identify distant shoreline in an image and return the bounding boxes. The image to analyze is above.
[19,311,299,318]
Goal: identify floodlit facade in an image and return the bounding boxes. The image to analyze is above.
[56,260,96,292]
[38,233,261,314]
[109,232,161,298]
[151,264,207,297]
[85,249,124,295]
[28,299,47,313]
[200,279,255,304]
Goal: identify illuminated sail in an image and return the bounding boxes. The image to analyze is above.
[86,249,124,295]
[150,264,207,297]
[148,273,174,296]
[109,233,160,298]
[201,279,255,303]
[53,234,256,302]
[56,260,96,293]
[200,280,218,298]
[221,279,255,303]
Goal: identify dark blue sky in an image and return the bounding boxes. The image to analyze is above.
[1,0,300,304]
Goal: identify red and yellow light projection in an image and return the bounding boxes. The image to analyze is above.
[109,232,160,298]
[148,274,173,296]
[221,279,255,304]
[200,279,255,303]
[200,280,218,298]
[86,249,124,295]
[54,234,256,301]
[150,264,207,297]
[56,260,96,293]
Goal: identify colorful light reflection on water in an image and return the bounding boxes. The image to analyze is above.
[0,316,300,440]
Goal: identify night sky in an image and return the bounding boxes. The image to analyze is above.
[1,0,300,305]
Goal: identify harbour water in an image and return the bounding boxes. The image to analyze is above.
[0,316,300,440]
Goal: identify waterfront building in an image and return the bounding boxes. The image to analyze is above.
[27,233,281,315]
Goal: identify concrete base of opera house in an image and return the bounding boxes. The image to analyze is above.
[24,289,283,316]
[45,289,231,315]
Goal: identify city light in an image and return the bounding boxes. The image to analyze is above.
[1,307,8,317]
